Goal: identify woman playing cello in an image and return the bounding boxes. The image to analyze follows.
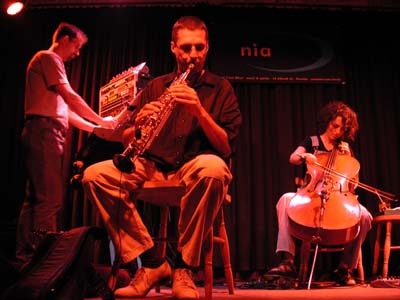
[265,101,372,286]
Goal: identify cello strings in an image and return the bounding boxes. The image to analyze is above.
[311,161,397,202]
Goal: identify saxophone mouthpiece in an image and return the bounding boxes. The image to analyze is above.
[188,63,195,73]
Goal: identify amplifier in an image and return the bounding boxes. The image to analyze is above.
[99,62,147,117]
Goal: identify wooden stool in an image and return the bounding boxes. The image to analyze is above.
[130,180,235,299]
[299,241,364,287]
[372,214,400,278]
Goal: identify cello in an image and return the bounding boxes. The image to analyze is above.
[287,140,397,289]
[287,141,362,246]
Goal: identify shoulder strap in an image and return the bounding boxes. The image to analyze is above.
[310,135,320,155]
[310,135,319,148]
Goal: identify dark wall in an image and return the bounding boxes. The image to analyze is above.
[1,6,399,277]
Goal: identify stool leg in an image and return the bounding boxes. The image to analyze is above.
[108,255,122,291]
[357,249,364,283]
[154,207,169,293]
[373,223,382,277]
[299,242,311,285]
[204,228,214,300]
[157,207,169,258]
[217,210,234,294]
[383,221,392,278]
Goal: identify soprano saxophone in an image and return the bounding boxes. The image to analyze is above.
[112,63,194,173]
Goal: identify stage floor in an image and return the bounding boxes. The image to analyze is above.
[85,282,400,300]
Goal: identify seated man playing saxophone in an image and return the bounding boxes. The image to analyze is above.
[82,16,242,299]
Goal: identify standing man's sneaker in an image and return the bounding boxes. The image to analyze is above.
[114,260,171,298]
[172,268,199,299]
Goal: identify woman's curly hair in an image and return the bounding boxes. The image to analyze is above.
[317,101,359,142]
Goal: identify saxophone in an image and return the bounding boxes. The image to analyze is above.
[113,63,194,173]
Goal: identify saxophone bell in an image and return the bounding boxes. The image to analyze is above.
[112,144,136,173]
[112,153,135,173]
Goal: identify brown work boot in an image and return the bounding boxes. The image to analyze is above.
[114,260,171,298]
[172,268,199,299]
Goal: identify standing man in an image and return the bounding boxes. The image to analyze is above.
[17,22,116,269]
[82,16,242,299]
